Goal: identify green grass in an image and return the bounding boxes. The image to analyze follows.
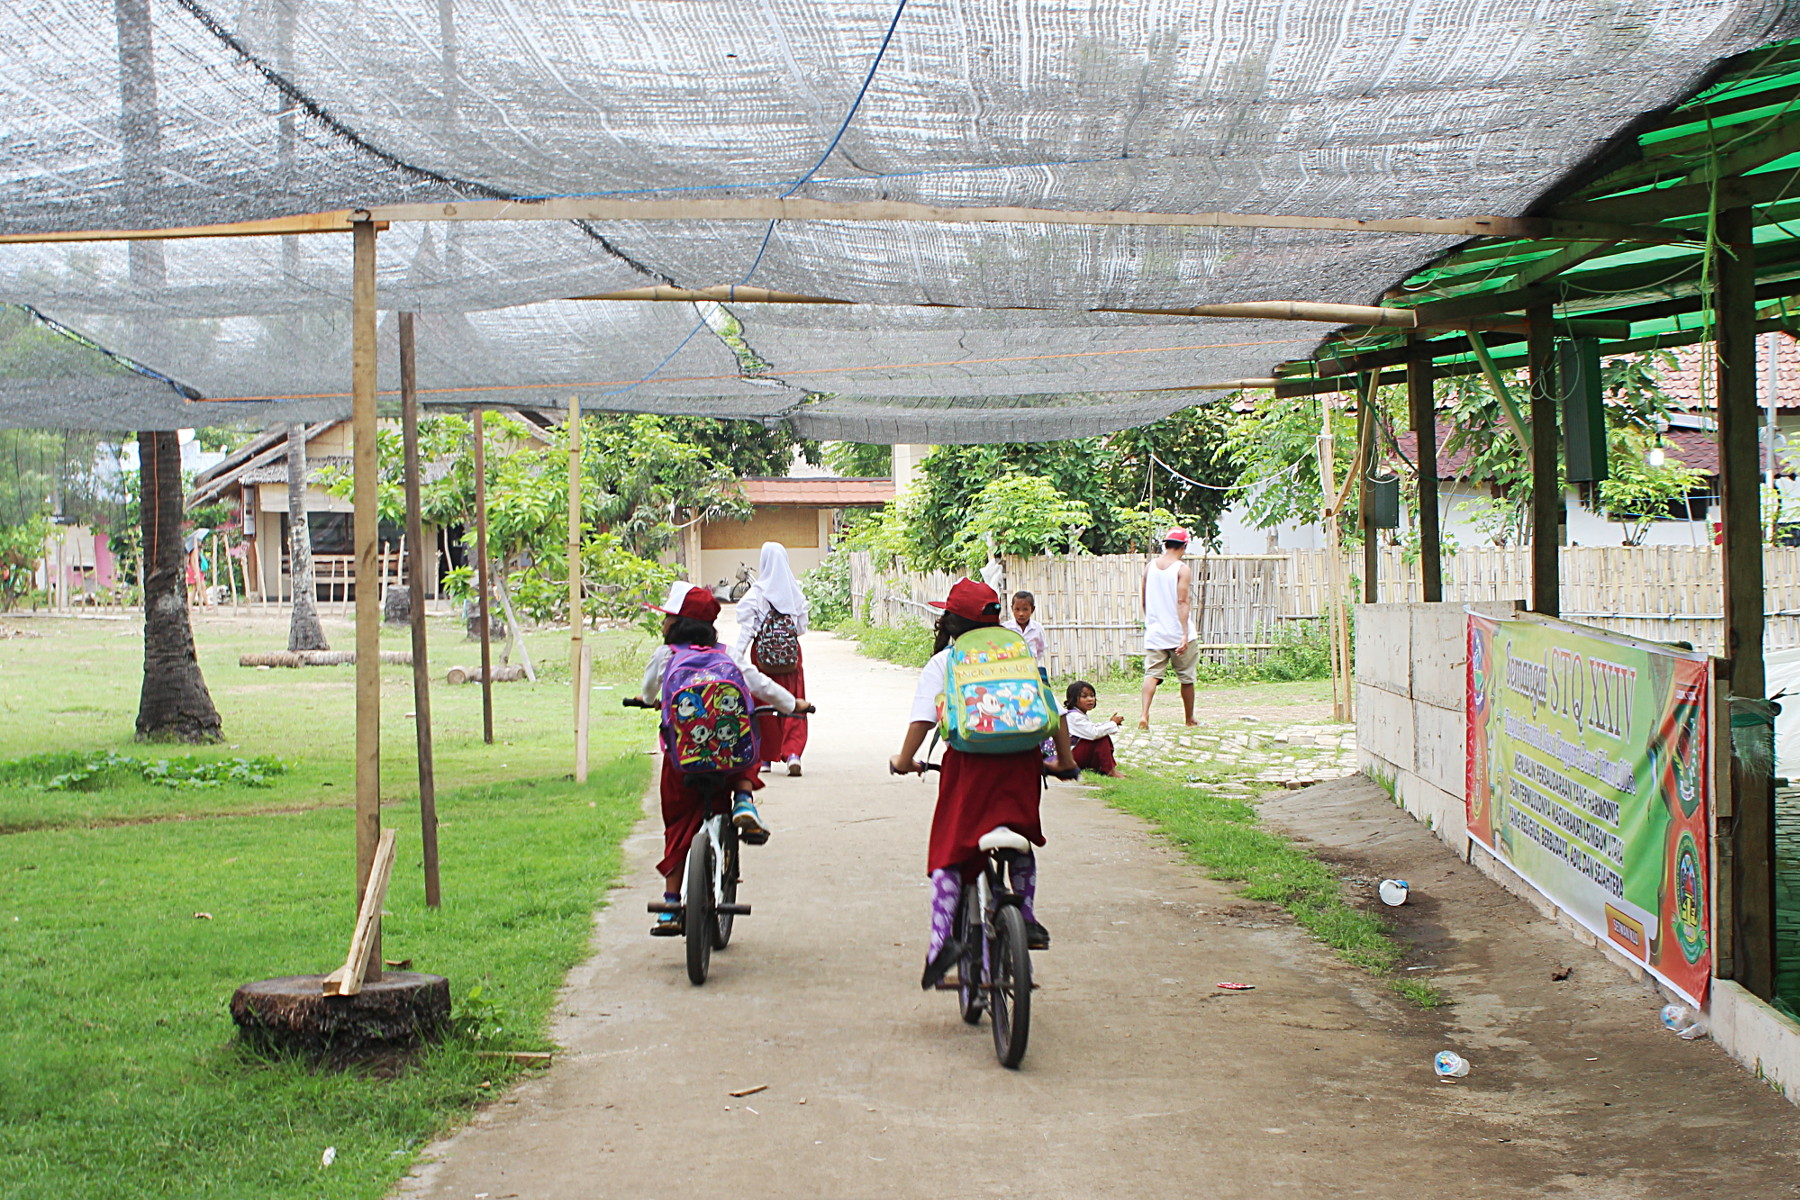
[1096,772,1445,1008]
[0,611,661,1199]
[832,618,936,667]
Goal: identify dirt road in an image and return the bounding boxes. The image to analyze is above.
[396,627,1800,1199]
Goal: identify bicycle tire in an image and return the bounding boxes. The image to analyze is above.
[957,886,984,1025]
[712,822,739,950]
[989,904,1032,1068]
[685,833,714,985]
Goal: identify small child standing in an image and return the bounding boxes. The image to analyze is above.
[1001,590,1049,669]
[1063,680,1124,777]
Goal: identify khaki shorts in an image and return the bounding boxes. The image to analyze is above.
[1144,642,1200,684]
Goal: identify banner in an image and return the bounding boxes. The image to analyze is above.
[1467,613,1712,1006]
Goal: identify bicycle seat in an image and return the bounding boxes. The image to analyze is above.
[977,826,1032,854]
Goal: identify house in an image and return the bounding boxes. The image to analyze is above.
[682,476,894,589]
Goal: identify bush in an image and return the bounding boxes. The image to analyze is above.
[801,551,853,629]
[833,619,935,668]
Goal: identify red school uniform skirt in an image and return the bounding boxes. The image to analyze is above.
[751,645,808,761]
[1071,734,1117,775]
[928,746,1045,881]
[657,751,764,878]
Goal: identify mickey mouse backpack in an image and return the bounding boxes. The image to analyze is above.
[660,644,760,774]
[936,626,1057,754]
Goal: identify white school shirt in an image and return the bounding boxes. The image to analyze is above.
[1064,707,1121,742]
[1001,616,1048,665]
[908,649,952,724]
[641,643,797,712]
[1143,559,1195,652]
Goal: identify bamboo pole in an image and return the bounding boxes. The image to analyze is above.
[473,409,494,745]
[399,313,442,909]
[350,216,382,977]
[567,395,583,729]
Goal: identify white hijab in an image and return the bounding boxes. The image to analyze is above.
[752,540,808,621]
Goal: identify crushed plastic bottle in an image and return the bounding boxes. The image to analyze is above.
[1661,1003,1709,1039]
[1432,1050,1470,1079]
[1378,879,1410,906]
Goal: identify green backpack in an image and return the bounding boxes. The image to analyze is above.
[935,626,1057,754]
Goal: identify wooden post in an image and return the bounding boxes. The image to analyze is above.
[1357,374,1379,603]
[1318,392,1351,722]
[1717,205,1775,998]
[473,409,494,746]
[567,395,584,728]
[399,313,442,909]
[1408,336,1443,603]
[1527,304,1560,617]
[574,643,592,783]
[350,216,382,979]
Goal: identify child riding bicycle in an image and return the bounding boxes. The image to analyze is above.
[889,578,1077,989]
[641,581,811,934]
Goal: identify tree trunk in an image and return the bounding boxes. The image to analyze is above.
[135,430,222,743]
[286,423,329,650]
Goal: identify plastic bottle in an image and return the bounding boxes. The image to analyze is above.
[1661,1003,1709,1039]
[1379,879,1410,906]
[1433,1050,1470,1079]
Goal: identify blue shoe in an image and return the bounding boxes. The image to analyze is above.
[651,910,683,937]
[731,793,770,845]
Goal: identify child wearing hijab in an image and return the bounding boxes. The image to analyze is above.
[890,578,1078,988]
[733,541,811,776]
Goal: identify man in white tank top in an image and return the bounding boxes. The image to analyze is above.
[1139,527,1199,729]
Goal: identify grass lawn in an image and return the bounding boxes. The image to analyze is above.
[0,609,661,1199]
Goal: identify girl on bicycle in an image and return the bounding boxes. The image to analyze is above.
[641,581,810,934]
[889,578,1077,989]
[732,540,810,777]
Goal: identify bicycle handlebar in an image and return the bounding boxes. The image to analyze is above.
[621,696,815,717]
[890,760,1081,781]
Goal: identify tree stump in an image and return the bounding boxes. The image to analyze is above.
[463,599,506,643]
[230,972,450,1057]
[384,585,412,626]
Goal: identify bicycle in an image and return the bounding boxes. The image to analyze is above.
[624,696,807,985]
[893,758,1076,1068]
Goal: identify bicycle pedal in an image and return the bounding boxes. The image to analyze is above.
[647,901,682,914]
[934,976,965,991]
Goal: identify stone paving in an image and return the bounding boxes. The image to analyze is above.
[1112,715,1359,792]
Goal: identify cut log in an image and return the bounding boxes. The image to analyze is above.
[230,971,450,1056]
[446,663,528,685]
[239,650,414,668]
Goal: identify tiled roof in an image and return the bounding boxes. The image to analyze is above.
[1394,421,1719,482]
[738,476,894,506]
[1656,334,1800,410]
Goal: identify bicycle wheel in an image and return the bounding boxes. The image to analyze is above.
[989,904,1032,1068]
[684,831,715,985]
[712,822,739,951]
[956,886,984,1025]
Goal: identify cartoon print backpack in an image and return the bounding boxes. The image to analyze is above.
[661,644,760,774]
[753,609,801,674]
[936,626,1058,754]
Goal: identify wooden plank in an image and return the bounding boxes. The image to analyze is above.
[0,210,374,244]
[1409,339,1443,603]
[361,196,1695,243]
[474,410,494,745]
[575,644,592,784]
[1528,306,1560,617]
[399,313,442,911]
[322,827,398,997]
[351,217,383,973]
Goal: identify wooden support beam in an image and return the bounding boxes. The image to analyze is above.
[1716,204,1776,999]
[1466,330,1533,455]
[362,196,1696,243]
[1317,395,1351,723]
[1527,304,1559,617]
[1674,118,1800,188]
[473,409,494,746]
[1408,338,1443,604]
[0,211,379,244]
[350,217,382,969]
[399,313,442,910]
[1357,374,1379,603]
[322,828,397,996]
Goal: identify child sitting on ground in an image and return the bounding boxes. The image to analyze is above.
[1063,680,1125,778]
[640,581,811,935]
[890,578,1077,988]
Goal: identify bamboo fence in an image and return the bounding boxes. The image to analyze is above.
[847,547,1800,675]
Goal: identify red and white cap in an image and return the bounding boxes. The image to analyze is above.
[1163,527,1191,545]
[927,578,1003,622]
[645,580,722,623]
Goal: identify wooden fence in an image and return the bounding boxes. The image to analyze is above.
[847,547,1800,675]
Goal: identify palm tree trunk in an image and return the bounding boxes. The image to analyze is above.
[286,423,329,650]
[135,430,221,743]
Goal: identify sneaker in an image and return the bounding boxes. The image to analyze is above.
[786,755,802,777]
[651,910,683,937]
[921,937,965,990]
[732,794,770,845]
[1025,919,1051,950]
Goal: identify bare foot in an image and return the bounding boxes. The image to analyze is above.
[1137,720,1150,730]
[1185,719,1199,727]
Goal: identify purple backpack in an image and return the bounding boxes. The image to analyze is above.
[660,644,760,774]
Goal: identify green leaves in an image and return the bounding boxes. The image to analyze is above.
[949,472,1094,570]
[0,748,290,791]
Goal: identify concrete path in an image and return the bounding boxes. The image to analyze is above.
[396,627,1800,1200]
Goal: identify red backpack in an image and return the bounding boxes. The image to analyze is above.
[660,644,760,774]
